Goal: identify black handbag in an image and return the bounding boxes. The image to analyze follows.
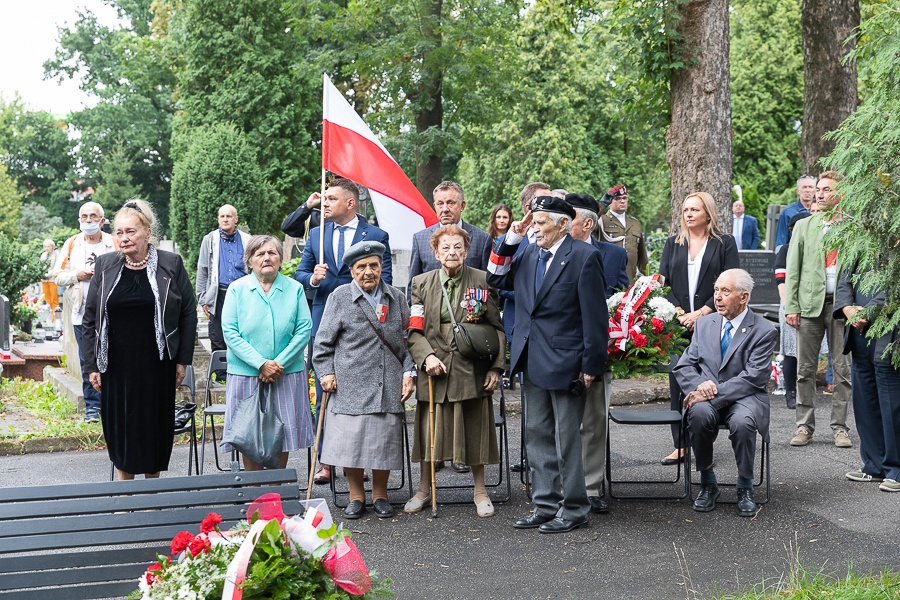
[221,382,284,469]
[441,283,500,362]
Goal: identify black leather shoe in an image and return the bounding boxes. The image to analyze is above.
[373,498,394,519]
[660,451,685,466]
[510,460,525,473]
[692,485,720,512]
[451,462,471,473]
[736,488,757,517]
[343,500,366,519]
[539,516,590,534]
[433,461,445,472]
[588,496,609,514]
[513,511,554,529]
[785,391,796,410]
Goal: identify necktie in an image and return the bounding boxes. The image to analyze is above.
[442,278,459,322]
[336,225,348,265]
[535,249,551,297]
[721,321,733,358]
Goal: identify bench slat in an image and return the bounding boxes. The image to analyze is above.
[0,469,298,504]
[0,546,166,575]
[0,483,300,521]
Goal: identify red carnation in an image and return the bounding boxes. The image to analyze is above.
[145,561,163,585]
[200,512,223,534]
[170,531,194,555]
[633,333,648,348]
[651,317,665,333]
[188,535,211,557]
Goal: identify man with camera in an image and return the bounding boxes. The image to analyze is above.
[488,195,609,534]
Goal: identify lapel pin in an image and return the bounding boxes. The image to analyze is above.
[741,328,746,333]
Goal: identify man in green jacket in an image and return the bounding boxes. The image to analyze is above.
[784,171,852,448]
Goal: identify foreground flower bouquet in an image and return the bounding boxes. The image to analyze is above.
[131,494,393,599]
[606,275,689,379]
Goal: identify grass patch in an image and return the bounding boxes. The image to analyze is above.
[711,568,900,599]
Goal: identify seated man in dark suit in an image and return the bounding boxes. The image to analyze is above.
[674,268,778,517]
[488,196,609,533]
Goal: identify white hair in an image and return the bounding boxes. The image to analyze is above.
[545,211,572,233]
[718,268,754,296]
[574,207,598,225]
[79,201,104,217]
[797,175,816,187]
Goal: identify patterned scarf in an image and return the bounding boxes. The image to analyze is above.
[97,245,165,372]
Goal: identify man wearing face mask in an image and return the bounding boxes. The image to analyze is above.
[54,201,116,422]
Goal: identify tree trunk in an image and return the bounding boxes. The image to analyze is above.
[800,0,859,175]
[414,0,444,205]
[665,0,733,233]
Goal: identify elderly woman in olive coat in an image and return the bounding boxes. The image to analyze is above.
[405,224,506,518]
[313,241,416,520]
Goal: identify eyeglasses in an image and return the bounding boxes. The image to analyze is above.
[79,214,103,222]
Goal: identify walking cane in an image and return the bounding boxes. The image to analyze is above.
[428,375,438,518]
[306,391,329,501]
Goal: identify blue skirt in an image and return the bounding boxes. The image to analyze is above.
[222,372,314,453]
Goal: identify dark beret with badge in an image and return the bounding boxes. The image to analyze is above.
[564,193,601,215]
[342,240,386,267]
[530,195,576,219]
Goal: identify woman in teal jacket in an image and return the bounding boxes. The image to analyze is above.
[221,235,314,470]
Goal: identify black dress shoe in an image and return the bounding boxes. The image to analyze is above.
[373,498,394,519]
[660,451,685,466]
[513,511,554,529]
[538,516,590,534]
[510,460,525,473]
[451,462,471,473]
[433,461,445,472]
[785,391,797,410]
[343,500,366,519]
[692,484,720,512]
[588,496,609,514]
[736,488,757,517]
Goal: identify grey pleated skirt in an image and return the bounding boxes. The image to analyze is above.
[320,407,404,470]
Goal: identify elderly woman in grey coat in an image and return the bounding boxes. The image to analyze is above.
[313,241,416,520]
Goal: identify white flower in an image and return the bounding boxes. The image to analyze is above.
[607,292,625,313]
[648,296,677,322]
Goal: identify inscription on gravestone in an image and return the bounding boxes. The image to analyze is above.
[738,250,779,305]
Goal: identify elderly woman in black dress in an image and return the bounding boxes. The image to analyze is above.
[83,199,197,480]
[313,241,416,519]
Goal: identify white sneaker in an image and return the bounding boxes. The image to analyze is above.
[879,479,900,493]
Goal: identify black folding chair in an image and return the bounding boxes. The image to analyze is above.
[199,350,240,473]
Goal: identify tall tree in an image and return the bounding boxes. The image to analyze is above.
[0,164,22,238]
[171,0,320,231]
[666,0,733,230]
[170,124,276,278]
[292,0,520,204]
[44,0,177,226]
[93,141,143,213]
[0,96,77,223]
[800,0,859,174]
[730,0,804,205]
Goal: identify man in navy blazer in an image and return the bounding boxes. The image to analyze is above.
[296,177,392,483]
[407,181,492,288]
[732,200,760,250]
[488,196,609,533]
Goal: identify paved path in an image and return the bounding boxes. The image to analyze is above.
[1,388,896,599]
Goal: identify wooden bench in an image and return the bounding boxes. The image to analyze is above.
[0,469,302,599]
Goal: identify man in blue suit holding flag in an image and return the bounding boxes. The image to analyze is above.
[297,177,392,483]
[488,195,609,533]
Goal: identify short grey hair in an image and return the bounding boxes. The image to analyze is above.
[718,268,754,296]
[243,235,283,273]
[433,180,464,203]
[797,175,816,187]
[546,211,571,233]
[574,207,599,226]
[551,188,568,199]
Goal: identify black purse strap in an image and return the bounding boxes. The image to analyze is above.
[358,302,405,365]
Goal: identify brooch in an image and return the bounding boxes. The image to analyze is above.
[460,287,489,322]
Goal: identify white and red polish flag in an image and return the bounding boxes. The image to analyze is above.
[322,74,437,250]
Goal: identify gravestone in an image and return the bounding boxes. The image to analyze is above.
[739,250,779,306]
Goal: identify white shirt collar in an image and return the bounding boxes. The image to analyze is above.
[722,307,749,335]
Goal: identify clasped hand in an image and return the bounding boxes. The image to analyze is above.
[683,380,717,409]
[259,359,284,383]
[424,354,447,377]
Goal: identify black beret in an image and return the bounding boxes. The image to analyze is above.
[530,195,576,219]
[564,193,600,215]
[342,240,385,267]
[788,212,812,230]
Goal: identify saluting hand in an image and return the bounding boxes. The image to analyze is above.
[509,211,533,237]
